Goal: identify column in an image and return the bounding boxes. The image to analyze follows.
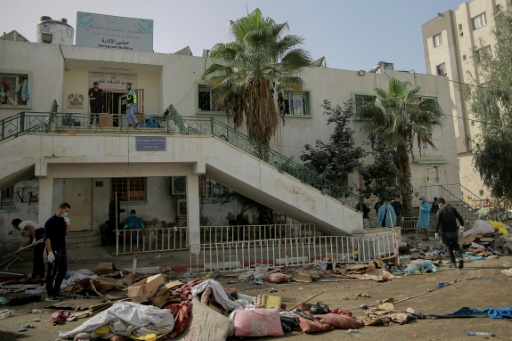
[186,175,200,255]
[38,177,54,226]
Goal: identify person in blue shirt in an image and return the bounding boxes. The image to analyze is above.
[417,196,432,239]
[377,199,396,228]
[123,210,144,241]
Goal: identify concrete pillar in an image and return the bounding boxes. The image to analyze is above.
[186,175,200,255]
[38,177,54,226]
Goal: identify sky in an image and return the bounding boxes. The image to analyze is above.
[0,0,466,73]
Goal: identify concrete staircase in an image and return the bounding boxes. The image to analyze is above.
[66,230,102,249]
[446,200,480,228]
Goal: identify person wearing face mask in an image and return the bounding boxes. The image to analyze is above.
[44,202,71,302]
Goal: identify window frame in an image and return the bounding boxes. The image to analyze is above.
[436,63,446,76]
[0,71,32,109]
[472,12,487,30]
[281,90,312,117]
[111,177,147,202]
[353,93,377,114]
[0,185,15,208]
[432,33,442,47]
[474,45,492,63]
[195,83,225,115]
[199,175,230,203]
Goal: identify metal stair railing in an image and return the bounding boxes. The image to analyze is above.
[459,183,485,209]
[166,104,361,209]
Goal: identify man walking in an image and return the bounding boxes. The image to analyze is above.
[44,203,71,301]
[11,219,45,282]
[435,197,465,269]
[125,83,139,127]
[89,81,103,126]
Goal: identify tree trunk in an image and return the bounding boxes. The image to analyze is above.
[395,145,413,216]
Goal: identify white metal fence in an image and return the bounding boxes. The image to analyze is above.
[190,228,398,272]
[115,224,399,273]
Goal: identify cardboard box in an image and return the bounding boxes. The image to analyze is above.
[127,273,165,302]
[96,262,118,275]
[99,113,113,127]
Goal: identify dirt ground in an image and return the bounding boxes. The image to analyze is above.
[0,257,511,341]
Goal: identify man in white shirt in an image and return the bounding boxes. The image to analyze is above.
[11,218,46,282]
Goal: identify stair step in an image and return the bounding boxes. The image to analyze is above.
[66,230,102,248]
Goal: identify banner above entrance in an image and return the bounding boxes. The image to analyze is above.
[89,73,137,91]
[76,12,153,52]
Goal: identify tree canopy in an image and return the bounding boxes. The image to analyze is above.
[465,14,512,199]
[357,77,443,215]
[202,8,312,146]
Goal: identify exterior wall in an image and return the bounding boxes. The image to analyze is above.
[0,39,461,246]
[422,0,510,199]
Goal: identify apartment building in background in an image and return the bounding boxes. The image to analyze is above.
[422,0,511,201]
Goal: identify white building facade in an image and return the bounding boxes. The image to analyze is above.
[0,23,460,249]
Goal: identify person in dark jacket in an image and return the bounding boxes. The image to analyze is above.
[435,197,465,269]
[391,195,403,227]
[89,81,103,126]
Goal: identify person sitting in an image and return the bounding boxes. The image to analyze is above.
[123,210,144,241]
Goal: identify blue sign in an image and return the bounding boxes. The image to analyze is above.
[135,136,166,151]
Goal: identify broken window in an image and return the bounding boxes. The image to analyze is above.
[0,186,15,208]
[198,85,224,112]
[472,12,487,30]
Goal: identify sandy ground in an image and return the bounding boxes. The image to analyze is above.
[0,257,511,341]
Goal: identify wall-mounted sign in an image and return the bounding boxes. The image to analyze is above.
[76,12,153,52]
[89,72,137,91]
[67,93,84,109]
[136,136,166,151]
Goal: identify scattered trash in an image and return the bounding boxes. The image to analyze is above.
[269,287,278,293]
[501,268,512,277]
[347,328,360,335]
[0,309,13,318]
[250,278,264,285]
[226,280,237,284]
[17,326,28,332]
[466,331,495,337]
[0,297,9,305]
[32,309,43,314]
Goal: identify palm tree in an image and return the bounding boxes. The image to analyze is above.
[357,78,443,215]
[203,8,312,147]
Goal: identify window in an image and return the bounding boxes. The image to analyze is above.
[433,33,441,47]
[199,175,230,199]
[354,94,376,112]
[198,85,224,112]
[0,72,30,107]
[111,178,147,201]
[475,45,492,63]
[458,24,464,36]
[472,12,487,30]
[436,63,446,76]
[282,91,310,116]
[0,186,15,208]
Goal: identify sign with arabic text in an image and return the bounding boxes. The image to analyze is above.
[136,136,166,151]
[89,73,137,91]
[76,12,153,52]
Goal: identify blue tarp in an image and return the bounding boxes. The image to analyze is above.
[428,306,512,319]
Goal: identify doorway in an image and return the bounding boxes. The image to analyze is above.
[63,179,92,231]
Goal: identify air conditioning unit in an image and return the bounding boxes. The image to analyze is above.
[172,176,186,195]
[177,199,187,217]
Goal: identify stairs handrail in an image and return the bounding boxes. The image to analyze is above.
[166,104,361,209]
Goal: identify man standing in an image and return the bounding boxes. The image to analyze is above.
[44,203,71,302]
[123,210,144,241]
[11,219,45,282]
[417,196,431,239]
[391,195,403,227]
[125,83,139,127]
[435,197,465,269]
[377,198,396,228]
[89,81,103,126]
